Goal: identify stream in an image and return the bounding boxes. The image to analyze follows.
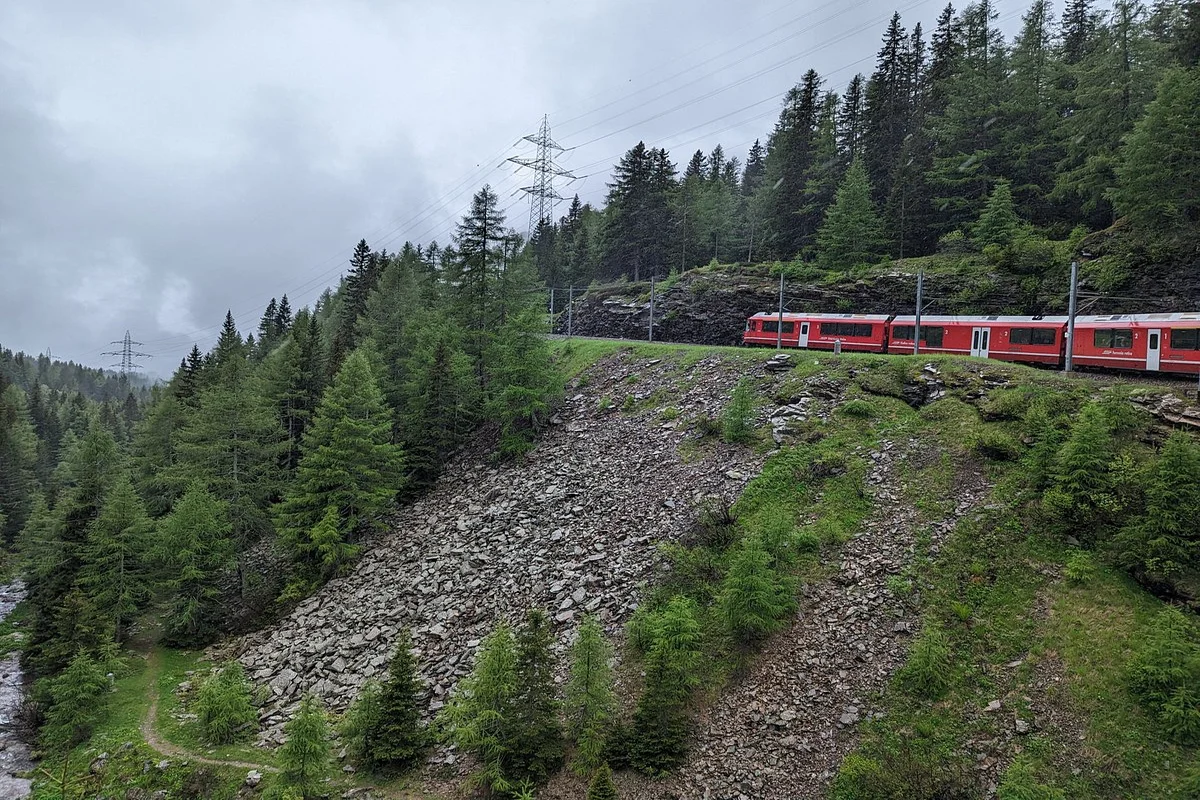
[0,582,32,800]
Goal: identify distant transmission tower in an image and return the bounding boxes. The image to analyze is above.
[508,115,577,236]
[102,330,152,375]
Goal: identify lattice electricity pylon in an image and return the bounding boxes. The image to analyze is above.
[102,330,152,374]
[507,115,577,236]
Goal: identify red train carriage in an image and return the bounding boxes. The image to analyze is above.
[1071,313,1200,375]
[889,316,1068,366]
[743,313,890,352]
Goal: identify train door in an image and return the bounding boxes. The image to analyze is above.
[1147,329,1161,371]
[798,322,810,348]
[970,327,991,358]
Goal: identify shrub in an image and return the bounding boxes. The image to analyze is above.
[194,661,257,745]
[1127,608,1200,743]
[1064,550,1098,584]
[897,622,954,700]
[839,399,876,418]
[937,230,974,254]
[997,757,1066,800]
[717,537,797,646]
[586,762,619,800]
[40,652,109,751]
[832,744,976,800]
[722,378,756,444]
[968,428,1022,461]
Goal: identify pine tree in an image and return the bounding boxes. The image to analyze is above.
[363,630,427,770]
[440,622,519,793]
[973,179,1024,247]
[484,309,558,459]
[587,762,620,800]
[799,92,845,256]
[717,537,797,645]
[41,651,109,751]
[194,661,258,744]
[502,609,565,784]
[629,597,702,775]
[78,473,152,642]
[816,160,887,269]
[863,13,915,204]
[1114,432,1200,582]
[602,143,678,280]
[1043,402,1115,538]
[340,679,384,769]
[331,240,379,373]
[399,323,479,487]
[451,186,508,356]
[566,616,616,774]
[761,70,823,258]
[212,311,245,375]
[837,75,867,164]
[157,483,235,646]
[279,693,332,798]
[0,384,38,543]
[1111,67,1200,233]
[275,349,404,574]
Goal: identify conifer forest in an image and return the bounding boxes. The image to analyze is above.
[0,1,1199,799]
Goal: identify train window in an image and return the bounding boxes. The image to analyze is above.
[1093,328,1134,348]
[821,322,874,337]
[893,326,944,346]
[1032,328,1056,345]
[1170,328,1200,350]
[1011,328,1031,344]
[892,326,913,340]
[762,321,795,334]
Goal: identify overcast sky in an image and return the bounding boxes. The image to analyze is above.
[0,0,1031,374]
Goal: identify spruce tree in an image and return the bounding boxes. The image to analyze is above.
[502,609,565,784]
[400,324,479,487]
[484,309,558,459]
[717,537,797,646]
[973,179,1023,247]
[41,651,109,751]
[629,597,702,775]
[1111,67,1200,233]
[340,679,384,769]
[816,160,886,269]
[566,616,616,774]
[587,762,620,800]
[279,693,332,798]
[275,349,404,574]
[78,473,152,642]
[0,384,37,544]
[761,71,823,258]
[1043,402,1115,539]
[366,629,428,770]
[1114,432,1200,583]
[194,661,258,744]
[439,623,519,793]
[157,483,235,646]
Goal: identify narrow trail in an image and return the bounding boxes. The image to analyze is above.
[138,649,278,773]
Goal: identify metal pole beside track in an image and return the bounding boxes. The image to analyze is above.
[549,287,554,331]
[1065,260,1078,373]
[567,285,574,338]
[649,278,655,342]
[914,268,924,356]
[776,271,784,351]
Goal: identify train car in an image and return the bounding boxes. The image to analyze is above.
[888,315,1068,366]
[1071,313,1200,375]
[744,312,892,352]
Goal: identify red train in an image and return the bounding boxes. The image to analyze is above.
[743,312,1200,376]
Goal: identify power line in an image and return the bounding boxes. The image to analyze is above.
[100,331,152,375]
[508,116,578,236]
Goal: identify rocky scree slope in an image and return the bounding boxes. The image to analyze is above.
[216,350,772,747]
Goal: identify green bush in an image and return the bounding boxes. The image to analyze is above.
[997,757,1066,800]
[1064,550,1098,584]
[982,388,1035,421]
[722,378,756,444]
[897,622,955,700]
[831,743,976,800]
[937,230,974,254]
[1127,608,1200,743]
[968,428,1022,461]
[717,537,798,646]
[839,399,876,418]
[194,661,257,745]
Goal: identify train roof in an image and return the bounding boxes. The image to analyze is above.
[891,315,1069,324]
[1072,313,1200,324]
[748,312,892,320]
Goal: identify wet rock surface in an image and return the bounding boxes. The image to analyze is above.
[0,582,33,800]
[216,352,776,747]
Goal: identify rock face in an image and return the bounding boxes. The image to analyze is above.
[215,351,776,746]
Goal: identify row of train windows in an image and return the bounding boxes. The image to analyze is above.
[890,326,945,347]
[1093,328,1134,349]
[1009,327,1058,345]
[820,322,875,337]
[761,321,795,333]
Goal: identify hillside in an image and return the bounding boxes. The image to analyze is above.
[557,253,1200,347]
[192,342,1198,800]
